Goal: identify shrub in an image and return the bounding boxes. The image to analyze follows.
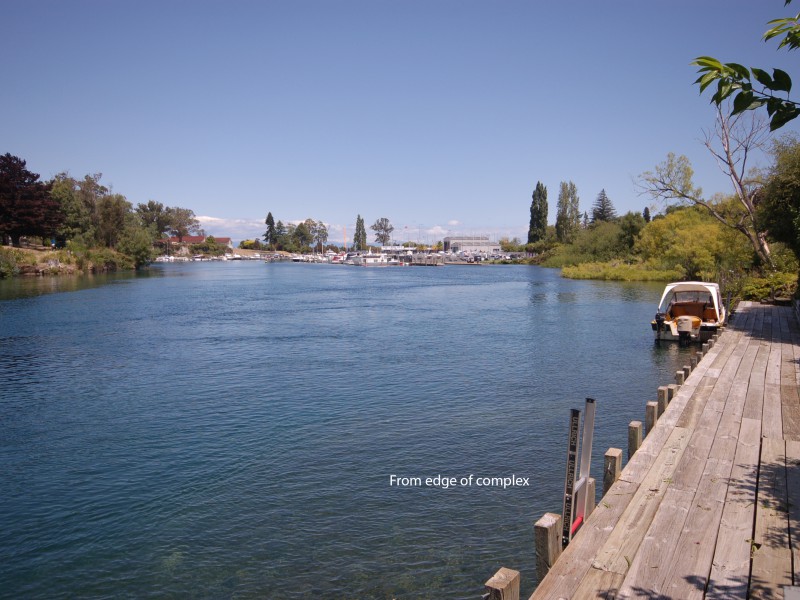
[561,261,683,281]
[0,248,21,278]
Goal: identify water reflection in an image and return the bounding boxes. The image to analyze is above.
[0,269,162,302]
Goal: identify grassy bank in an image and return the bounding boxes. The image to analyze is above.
[0,246,135,278]
[560,261,682,281]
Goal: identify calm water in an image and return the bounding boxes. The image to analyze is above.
[0,263,693,599]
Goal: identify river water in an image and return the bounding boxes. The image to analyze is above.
[0,262,693,599]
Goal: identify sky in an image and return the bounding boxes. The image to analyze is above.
[3,1,799,245]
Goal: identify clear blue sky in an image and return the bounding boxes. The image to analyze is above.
[3,1,798,245]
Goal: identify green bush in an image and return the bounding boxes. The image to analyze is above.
[739,272,798,301]
[561,261,683,281]
[0,248,21,278]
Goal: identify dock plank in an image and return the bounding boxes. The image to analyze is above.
[750,437,792,598]
[786,439,800,586]
[706,418,761,600]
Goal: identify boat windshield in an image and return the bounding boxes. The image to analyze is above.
[660,289,718,312]
[672,291,714,304]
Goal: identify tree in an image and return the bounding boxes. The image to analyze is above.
[51,173,91,244]
[617,211,646,250]
[264,212,276,247]
[528,182,548,243]
[96,194,131,248]
[370,217,394,245]
[136,200,171,236]
[117,224,156,268]
[293,221,313,249]
[168,207,201,243]
[635,205,753,279]
[353,214,367,250]
[757,134,800,259]
[314,220,328,252]
[639,109,773,267]
[591,189,617,223]
[555,181,581,243]
[692,1,800,131]
[643,206,651,223]
[0,153,61,247]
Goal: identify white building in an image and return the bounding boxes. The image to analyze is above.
[443,236,501,254]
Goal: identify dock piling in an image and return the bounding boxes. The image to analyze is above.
[603,448,622,495]
[657,387,668,416]
[667,384,677,403]
[483,567,520,600]
[534,513,562,579]
[628,421,643,459]
[645,402,658,436]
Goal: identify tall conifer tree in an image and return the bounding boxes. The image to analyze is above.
[264,211,276,247]
[528,181,548,244]
[555,181,581,243]
[353,214,367,250]
[591,189,617,223]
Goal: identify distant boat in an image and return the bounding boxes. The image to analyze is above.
[651,281,727,344]
[350,252,390,266]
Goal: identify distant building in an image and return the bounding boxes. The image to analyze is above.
[443,236,500,254]
[167,235,233,249]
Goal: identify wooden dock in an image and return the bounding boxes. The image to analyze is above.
[530,301,800,599]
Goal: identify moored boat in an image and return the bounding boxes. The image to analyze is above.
[651,281,726,344]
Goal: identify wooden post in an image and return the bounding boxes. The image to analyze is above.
[696,350,703,365]
[690,354,698,369]
[484,567,520,600]
[628,421,643,458]
[534,513,562,579]
[702,342,710,355]
[645,401,658,436]
[603,448,622,495]
[667,384,678,403]
[675,370,685,385]
[586,477,596,518]
[657,387,668,416]
[682,365,691,380]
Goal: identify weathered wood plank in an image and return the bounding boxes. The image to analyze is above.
[751,437,792,599]
[655,456,733,599]
[786,439,800,587]
[530,480,638,600]
[763,382,784,440]
[570,566,624,599]
[706,418,761,600]
[590,427,692,575]
[615,487,696,598]
[743,343,770,422]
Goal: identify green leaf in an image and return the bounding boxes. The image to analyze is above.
[732,90,755,114]
[770,105,800,130]
[767,97,783,116]
[697,71,719,93]
[712,79,736,104]
[773,69,792,92]
[692,56,724,70]
[726,62,751,80]
[752,67,773,87]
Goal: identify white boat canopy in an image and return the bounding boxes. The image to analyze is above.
[657,281,722,318]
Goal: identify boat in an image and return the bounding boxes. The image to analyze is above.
[350,252,390,266]
[651,281,726,344]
